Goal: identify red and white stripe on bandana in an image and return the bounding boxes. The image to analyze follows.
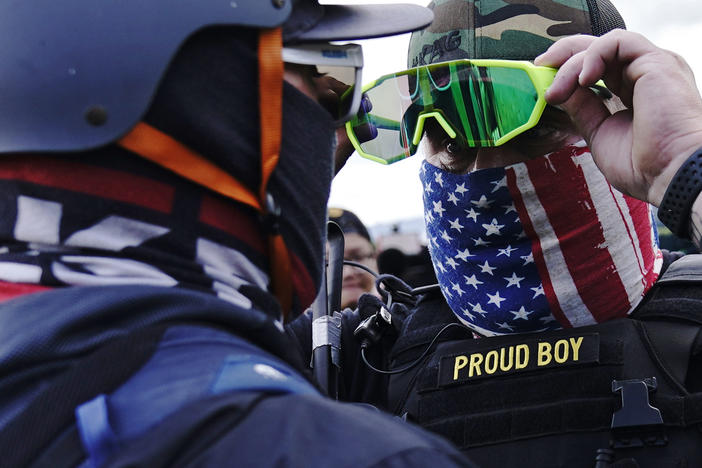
[506,142,662,328]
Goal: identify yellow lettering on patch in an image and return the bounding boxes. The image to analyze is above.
[469,353,483,377]
[570,336,583,361]
[515,344,529,369]
[453,355,468,380]
[484,350,498,374]
[554,339,569,363]
[538,342,552,366]
[440,334,597,386]
[499,346,514,372]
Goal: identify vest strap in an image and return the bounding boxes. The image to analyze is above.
[258,28,292,316]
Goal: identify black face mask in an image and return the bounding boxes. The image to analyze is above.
[271,81,336,314]
[145,27,336,316]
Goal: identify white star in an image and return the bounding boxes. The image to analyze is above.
[516,230,527,240]
[455,183,468,195]
[425,209,435,223]
[442,285,454,300]
[424,183,433,194]
[455,248,473,261]
[433,200,446,217]
[521,253,534,265]
[465,208,479,222]
[461,308,475,321]
[464,274,484,289]
[451,282,465,296]
[503,203,517,214]
[434,171,444,187]
[473,237,490,247]
[479,261,496,276]
[531,284,545,298]
[440,230,453,242]
[447,192,459,206]
[497,245,517,257]
[487,291,506,308]
[490,176,507,193]
[469,302,488,316]
[497,322,514,331]
[471,195,493,209]
[429,235,439,248]
[446,257,458,269]
[436,261,446,274]
[540,315,556,324]
[449,218,464,232]
[510,306,532,320]
[483,218,504,236]
[504,272,525,288]
[491,176,507,193]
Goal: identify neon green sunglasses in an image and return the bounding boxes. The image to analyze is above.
[345,59,559,165]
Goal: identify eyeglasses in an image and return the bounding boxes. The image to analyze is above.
[345,59,559,165]
[282,42,363,126]
[344,249,375,264]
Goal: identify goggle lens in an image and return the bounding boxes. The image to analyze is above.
[346,60,556,164]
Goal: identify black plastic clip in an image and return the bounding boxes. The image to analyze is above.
[260,192,281,234]
[353,304,392,349]
[610,377,667,448]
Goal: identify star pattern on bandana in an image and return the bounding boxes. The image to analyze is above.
[420,161,557,336]
[449,218,464,232]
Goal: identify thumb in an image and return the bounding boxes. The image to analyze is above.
[553,85,613,147]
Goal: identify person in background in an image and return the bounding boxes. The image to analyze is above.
[329,207,379,309]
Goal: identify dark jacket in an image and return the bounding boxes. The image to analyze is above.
[0,285,475,468]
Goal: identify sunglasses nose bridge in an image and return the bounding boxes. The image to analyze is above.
[412,111,458,146]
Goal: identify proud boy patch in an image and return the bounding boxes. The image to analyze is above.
[438,333,600,386]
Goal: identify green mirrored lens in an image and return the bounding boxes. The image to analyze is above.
[435,63,537,146]
[348,61,546,164]
[348,71,419,164]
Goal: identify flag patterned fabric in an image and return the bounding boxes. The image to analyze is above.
[420,142,662,336]
[0,153,317,320]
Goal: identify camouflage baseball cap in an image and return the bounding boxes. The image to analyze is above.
[408,0,625,67]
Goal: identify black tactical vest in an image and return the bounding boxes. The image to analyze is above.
[388,255,702,467]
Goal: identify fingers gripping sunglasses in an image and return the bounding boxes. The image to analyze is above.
[345,59,562,165]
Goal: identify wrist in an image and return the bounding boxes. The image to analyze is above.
[690,192,702,249]
[658,146,702,239]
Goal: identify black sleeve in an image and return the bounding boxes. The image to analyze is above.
[285,308,313,366]
[286,295,406,410]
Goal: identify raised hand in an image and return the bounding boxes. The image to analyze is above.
[535,30,702,206]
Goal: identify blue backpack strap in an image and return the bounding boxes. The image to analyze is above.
[75,336,319,468]
[210,353,319,396]
[75,395,118,468]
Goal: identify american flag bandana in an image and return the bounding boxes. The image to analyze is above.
[420,142,662,336]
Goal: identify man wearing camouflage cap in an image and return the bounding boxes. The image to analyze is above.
[342,0,702,465]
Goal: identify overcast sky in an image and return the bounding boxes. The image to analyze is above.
[327,0,702,228]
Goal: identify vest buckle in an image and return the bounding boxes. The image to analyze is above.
[610,377,667,448]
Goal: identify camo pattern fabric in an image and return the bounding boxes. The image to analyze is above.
[408,0,625,67]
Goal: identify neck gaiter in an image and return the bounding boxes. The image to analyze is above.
[420,142,662,336]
